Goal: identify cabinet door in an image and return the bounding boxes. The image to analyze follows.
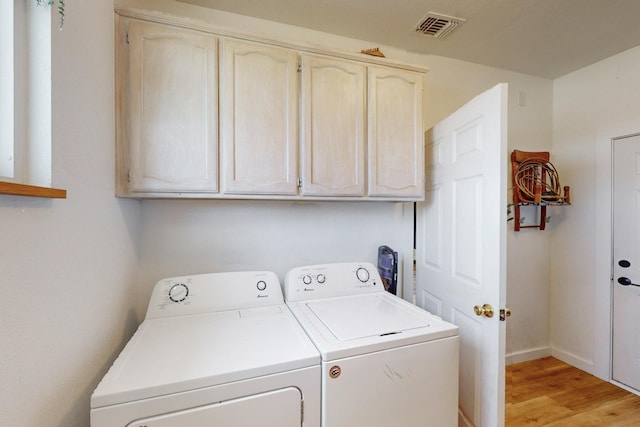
[125,19,218,193]
[220,40,298,195]
[367,66,424,198]
[300,54,365,196]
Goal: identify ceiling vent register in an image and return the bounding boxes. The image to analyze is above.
[414,12,466,39]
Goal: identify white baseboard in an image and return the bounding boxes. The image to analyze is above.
[506,346,551,366]
[550,347,595,375]
[507,346,605,380]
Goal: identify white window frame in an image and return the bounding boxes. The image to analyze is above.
[0,0,52,187]
[0,0,19,180]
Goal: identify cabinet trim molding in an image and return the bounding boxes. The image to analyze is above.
[115,7,429,74]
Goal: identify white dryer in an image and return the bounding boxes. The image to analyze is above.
[91,271,320,427]
[284,262,459,427]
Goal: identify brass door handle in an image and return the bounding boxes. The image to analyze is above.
[474,304,494,318]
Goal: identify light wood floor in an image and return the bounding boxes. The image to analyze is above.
[506,357,640,426]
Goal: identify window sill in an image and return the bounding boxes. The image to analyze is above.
[0,181,67,198]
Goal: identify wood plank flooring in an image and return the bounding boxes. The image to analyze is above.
[506,357,640,426]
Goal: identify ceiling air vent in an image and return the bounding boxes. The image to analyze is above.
[414,12,465,39]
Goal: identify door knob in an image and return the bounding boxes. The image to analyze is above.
[500,307,512,321]
[474,304,494,318]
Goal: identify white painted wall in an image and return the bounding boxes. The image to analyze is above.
[551,45,640,378]
[1,0,556,425]
[122,0,554,359]
[0,1,141,426]
[135,200,413,315]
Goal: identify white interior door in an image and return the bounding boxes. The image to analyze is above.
[612,134,640,391]
[415,83,507,427]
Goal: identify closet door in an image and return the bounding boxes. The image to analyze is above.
[300,54,365,196]
[124,19,218,194]
[220,40,299,195]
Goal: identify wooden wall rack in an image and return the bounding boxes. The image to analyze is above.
[511,150,570,231]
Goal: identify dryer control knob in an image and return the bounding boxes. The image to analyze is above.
[355,267,370,282]
[168,283,189,303]
[317,274,326,284]
[303,275,312,285]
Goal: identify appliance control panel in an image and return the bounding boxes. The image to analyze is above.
[284,262,383,302]
[145,271,283,319]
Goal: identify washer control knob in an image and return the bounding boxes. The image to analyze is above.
[355,267,370,282]
[317,274,326,284]
[256,280,267,291]
[303,275,312,285]
[168,283,189,303]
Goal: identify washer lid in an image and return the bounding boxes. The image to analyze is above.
[307,294,429,340]
[91,304,319,408]
[287,292,459,361]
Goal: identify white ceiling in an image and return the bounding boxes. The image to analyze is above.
[177,0,640,79]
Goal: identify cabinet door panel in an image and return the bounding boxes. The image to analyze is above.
[368,66,424,198]
[221,40,298,195]
[127,20,218,193]
[301,55,365,196]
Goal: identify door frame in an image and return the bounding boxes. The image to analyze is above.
[595,126,640,386]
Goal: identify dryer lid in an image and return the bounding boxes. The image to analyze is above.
[91,304,319,408]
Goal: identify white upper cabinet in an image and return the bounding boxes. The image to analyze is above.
[367,66,424,198]
[300,54,366,196]
[220,40,299,195]
[115,11,427,200]
[119,17,219,194]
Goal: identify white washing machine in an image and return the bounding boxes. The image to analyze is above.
[91,271,320,427]
[284,262,459,427]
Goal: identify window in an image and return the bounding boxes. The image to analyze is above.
[0,0,64,198]
[0,0,19,180]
